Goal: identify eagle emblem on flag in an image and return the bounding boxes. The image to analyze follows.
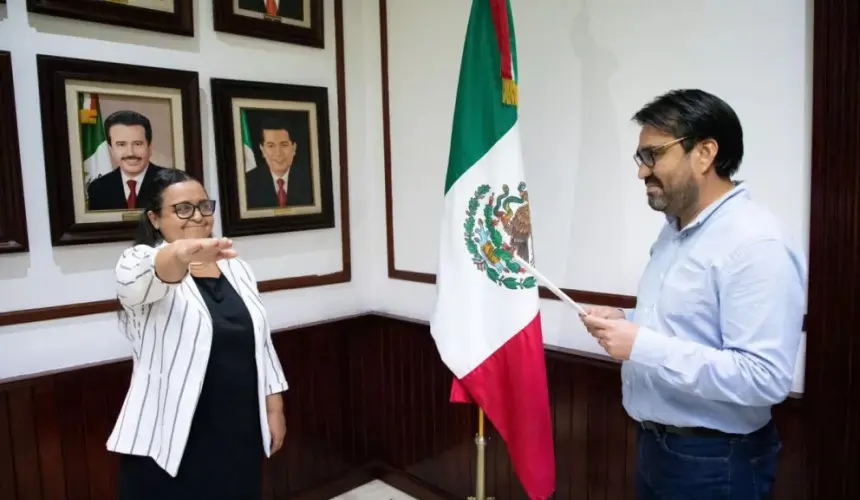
[464,181,537,290]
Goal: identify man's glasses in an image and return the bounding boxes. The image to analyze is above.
[634,137,687,168]
[172,200,216,220]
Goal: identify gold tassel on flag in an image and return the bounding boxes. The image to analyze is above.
[79,108,97,124]
[490,0,517,108]
[502,77,518,106]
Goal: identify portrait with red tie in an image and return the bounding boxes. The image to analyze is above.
[241,111,315,212]
[237,0,305,21]
[25,0,193,37]
[86,109,174,212]
[213,0,324,48]
[210,78,334,237]
[37,55,203,246]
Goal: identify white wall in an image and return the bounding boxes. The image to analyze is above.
[374,0,811,392]
[0,0,384,379]
[0,0,812,395]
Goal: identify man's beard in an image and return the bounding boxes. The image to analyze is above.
[646,176,699,216]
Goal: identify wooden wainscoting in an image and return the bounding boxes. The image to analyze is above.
[0,314,805,499]
[360,315,806,500]
[0,316,367,500]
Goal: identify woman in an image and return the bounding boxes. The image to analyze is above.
[108,169,288,499]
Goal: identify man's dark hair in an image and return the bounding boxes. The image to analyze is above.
[258,117,292,145]
[103,110,153,146]
[632,89,744,178]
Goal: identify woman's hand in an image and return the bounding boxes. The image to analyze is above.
[266,393,285,454]
[267,409,286,454]
[173,238,237,265]
[155,238,237,283]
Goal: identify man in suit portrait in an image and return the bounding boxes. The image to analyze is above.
[237,0,304,20]
[244,117,313,210]
[86,110,167,211]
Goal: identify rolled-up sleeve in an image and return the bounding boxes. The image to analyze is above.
[264,336,289,395]
[115,244,184,307]
[629,238,806,406]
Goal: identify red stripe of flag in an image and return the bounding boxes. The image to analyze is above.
[450,313,556,499]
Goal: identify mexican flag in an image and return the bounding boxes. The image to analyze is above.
[240,109,257,172]
[429,1,555,499]
[78,93,113,187]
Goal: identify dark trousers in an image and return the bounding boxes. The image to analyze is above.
[635,420,781,500]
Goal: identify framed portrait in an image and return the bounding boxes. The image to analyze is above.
[213,0,323,48]
[0,51,29,254]
[210,78,334,237]
[37,55,203,246]
[26,0,193,37]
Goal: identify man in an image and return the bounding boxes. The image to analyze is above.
[237,0,303,20]
[86,110,167,211]
[580,89,806,499]
[244,118,313,210]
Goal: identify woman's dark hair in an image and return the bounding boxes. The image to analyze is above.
[118,169,199,323]
[134,168,198,246]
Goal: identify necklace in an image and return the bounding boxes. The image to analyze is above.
[189,261,208,271]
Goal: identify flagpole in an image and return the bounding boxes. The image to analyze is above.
[469,408,494,500]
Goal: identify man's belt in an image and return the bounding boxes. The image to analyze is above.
[640,420,739,437]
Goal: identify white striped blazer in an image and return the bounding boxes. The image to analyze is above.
[106,243,289,477]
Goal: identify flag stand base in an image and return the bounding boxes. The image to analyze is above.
[468,408,494,500]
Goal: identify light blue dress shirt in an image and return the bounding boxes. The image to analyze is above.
[621,182,806,434]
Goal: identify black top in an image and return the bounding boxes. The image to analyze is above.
[117,274,263,500]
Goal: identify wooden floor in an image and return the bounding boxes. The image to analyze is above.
[0,313,805,500]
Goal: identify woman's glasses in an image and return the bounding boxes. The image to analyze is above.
[172,200,216,219]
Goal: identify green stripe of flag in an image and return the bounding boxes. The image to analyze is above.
[79,93,106,160]
[240,109,258,171]
[241,108,253,151]
[445,0,519,194]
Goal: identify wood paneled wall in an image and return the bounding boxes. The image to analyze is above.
[0,314,805,500]
[358,316,804,500]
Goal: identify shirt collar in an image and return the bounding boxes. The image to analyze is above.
[121,165,148,185]
[666,181,748,235]
[271,168,290,185]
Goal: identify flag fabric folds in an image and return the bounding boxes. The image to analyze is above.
[240,109,258,172]
[429,1,556,498]
[78,92,112,188]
